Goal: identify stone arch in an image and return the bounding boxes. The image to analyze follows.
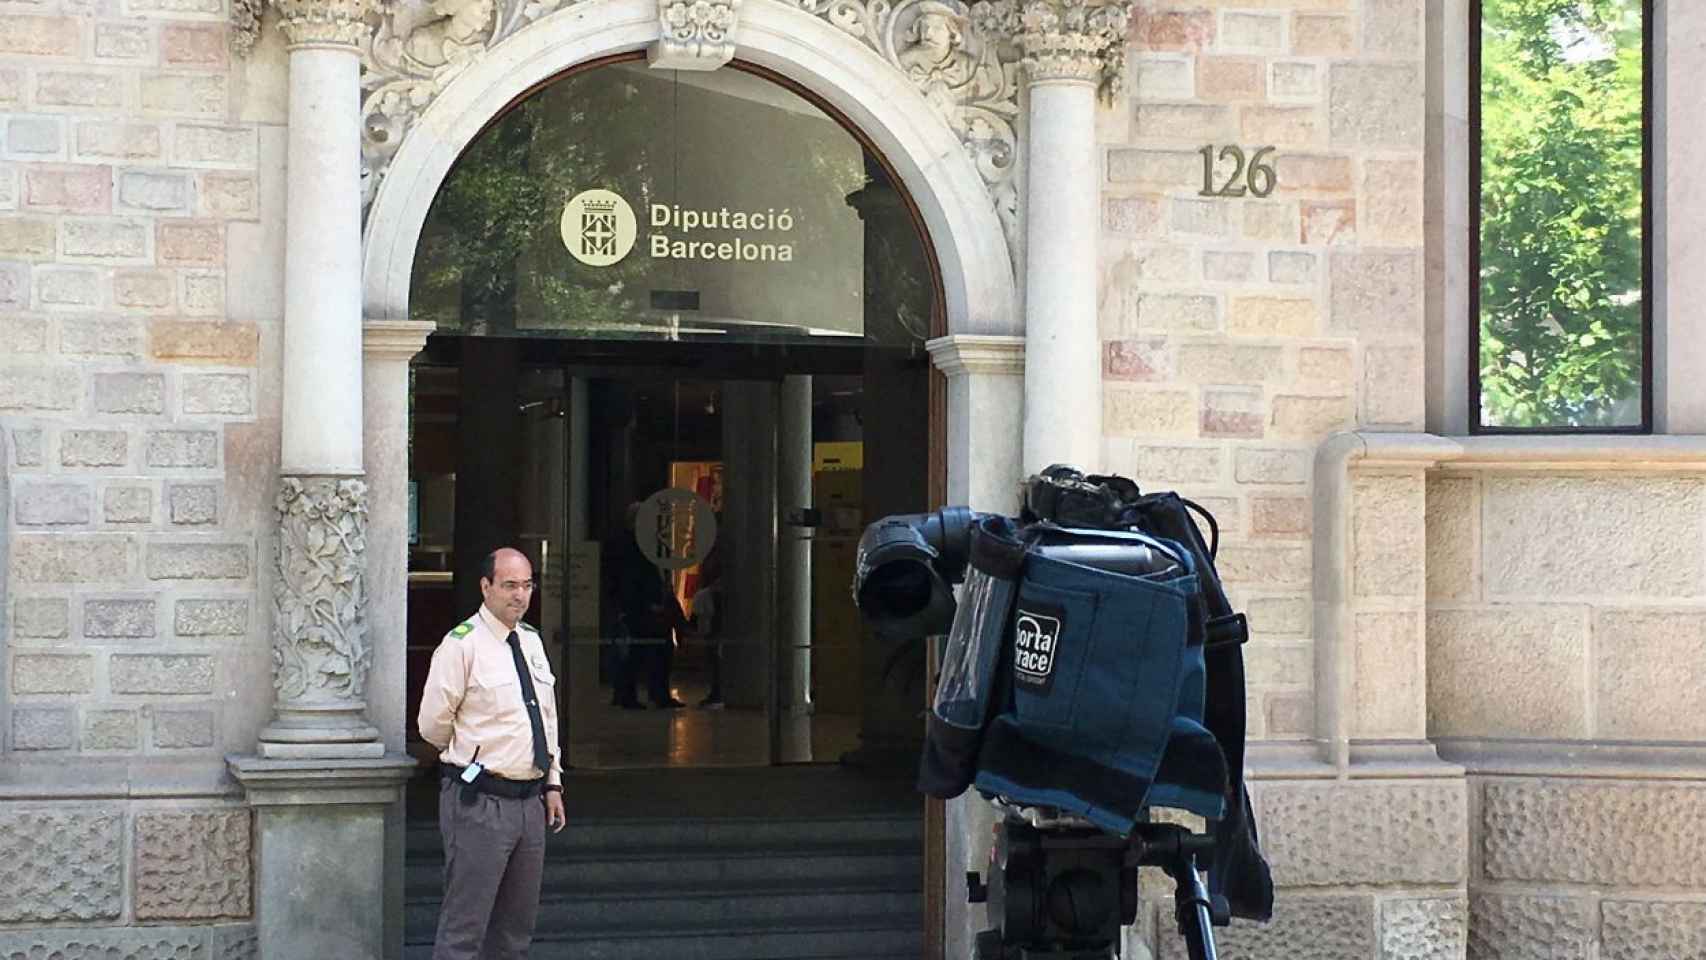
[359,0,1019,339]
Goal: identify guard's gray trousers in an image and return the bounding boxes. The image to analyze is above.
[432,778,547,960]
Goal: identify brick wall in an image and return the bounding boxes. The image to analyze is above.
[1,0,282,946]
[1102,0,1425,740]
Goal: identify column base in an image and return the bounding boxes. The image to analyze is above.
[258,703,385,759]
[229,755,417,960]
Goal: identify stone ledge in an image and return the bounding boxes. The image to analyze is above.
[1440,739,1706,780]
[1323,431,1706,472]
[926,334,1025,377]
[1245,739,1466,780]
[0,756,239,800]
[227,754,417,806]
[361,317,435,362]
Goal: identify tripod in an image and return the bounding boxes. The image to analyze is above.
[1131,823,1224,960]
[969,815,1225,960]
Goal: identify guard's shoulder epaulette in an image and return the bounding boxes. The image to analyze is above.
[518,620,540,635]
[449,620,475,638]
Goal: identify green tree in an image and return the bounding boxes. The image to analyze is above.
[1479,0,1644,427]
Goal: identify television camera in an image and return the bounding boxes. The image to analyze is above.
[852,466,1274,960]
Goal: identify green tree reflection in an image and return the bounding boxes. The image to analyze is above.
[1479,0,1644,428]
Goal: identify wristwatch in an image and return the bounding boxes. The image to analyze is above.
[543,784,562,794]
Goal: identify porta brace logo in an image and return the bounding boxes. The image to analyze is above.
[1013,606,1063,693]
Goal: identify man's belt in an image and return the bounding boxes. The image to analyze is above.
[441,763,544,799]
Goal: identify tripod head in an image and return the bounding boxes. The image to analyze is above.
[968,808,1228,960]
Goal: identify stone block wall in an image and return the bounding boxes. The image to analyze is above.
[1132,777,1468,960]
[1,0,285,763]
[0,0,286,947]
[1425,470,1706,741]
[1105,0,1426,742]
[0,801,256,956]
[1423,462,1706,958]
[1103,3,1454,956]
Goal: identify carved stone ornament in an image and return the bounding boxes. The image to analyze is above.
[233,0,372,54]
[272,476,372,704]
[239,0,1088,255]
[357,0,568,209]
[795,0,1026,248]
[651,0,742,70]
[971,0,1132,100]
[281,0,373,46]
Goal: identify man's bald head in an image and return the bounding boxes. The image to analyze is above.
[479,547,535,629]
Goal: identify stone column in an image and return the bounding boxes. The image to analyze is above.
[258,0,383,759]
[925,334,1025,960]
[360,318,432,960]
[360,320,434,751]
[1008,0,1130,473]
[231,8,414,960]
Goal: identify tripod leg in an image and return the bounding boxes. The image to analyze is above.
[1172,857,1219,960]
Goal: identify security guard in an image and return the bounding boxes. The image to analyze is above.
[419,546,567,960]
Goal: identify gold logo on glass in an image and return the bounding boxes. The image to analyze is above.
[560,189,637,267]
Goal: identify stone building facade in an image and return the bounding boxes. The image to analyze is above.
[1,0,1703,957]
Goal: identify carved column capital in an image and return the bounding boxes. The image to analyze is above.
[233,0,372,56]
[277,0,372,48]
[975,0,1131,100]
[650,0,742,70]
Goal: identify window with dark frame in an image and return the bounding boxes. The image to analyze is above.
[1472,0,1651,433]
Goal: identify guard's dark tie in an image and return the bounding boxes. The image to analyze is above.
[505,631,552,776]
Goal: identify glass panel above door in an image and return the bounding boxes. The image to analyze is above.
[410,60,934,348]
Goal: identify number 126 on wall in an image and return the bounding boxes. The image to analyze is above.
[1199,145,1277,198]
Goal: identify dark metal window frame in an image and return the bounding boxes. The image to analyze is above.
[1469,0,1654,435]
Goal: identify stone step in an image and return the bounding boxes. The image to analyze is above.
[405,814,921,857]
[407,880,920,934]
[404,914,923,960]
[405,845,922,894]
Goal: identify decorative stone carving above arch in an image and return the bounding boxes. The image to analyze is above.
[652,0,743,70]
[233,0,1129,254]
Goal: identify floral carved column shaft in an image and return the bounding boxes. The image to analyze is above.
[258,0,385,758]
[982,0,1130,472]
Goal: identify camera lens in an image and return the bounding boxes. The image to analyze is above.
[857,560,935,619]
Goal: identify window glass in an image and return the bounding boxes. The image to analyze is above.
[411,62,932,349]
[1477,0,1646,430]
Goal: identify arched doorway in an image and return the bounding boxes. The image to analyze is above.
[392,52,955,954]
[361,5,1023,953]
[401,54,943,769]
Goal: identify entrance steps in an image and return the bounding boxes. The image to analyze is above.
[402,813,924,960]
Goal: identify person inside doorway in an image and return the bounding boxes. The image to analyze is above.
[613,501,690,709]
[690,541,726,710]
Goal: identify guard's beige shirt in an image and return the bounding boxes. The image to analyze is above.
[418,605,563,786]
